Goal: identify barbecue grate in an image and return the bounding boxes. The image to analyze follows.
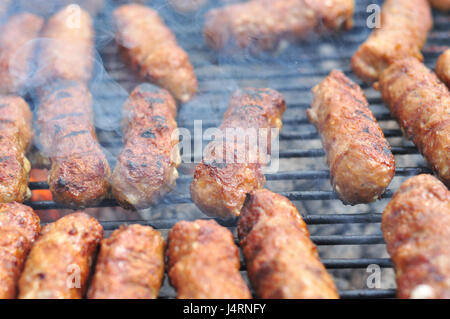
[26,0,449,298]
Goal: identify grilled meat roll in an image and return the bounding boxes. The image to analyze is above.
[378,58,450,187]
[204,0,354,53]
[382,174,450,299]
[37,81,111,207]
[239,189,339,299]
[88,224,165,299]
[113,4,197,103]
[436,49,450,88]
[351,0,432,82]
[0,203,40,299]
[18,212,103,299]
[429,0,450,11]
[111,83,180,210]
[0,13,44,94]
[0,96,33,203]
[37,5,94,84]
[190,88,286,219]
[167,219,251,299]
[307,70,395,204]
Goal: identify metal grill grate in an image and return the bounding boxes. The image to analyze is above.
[27,0,449,298]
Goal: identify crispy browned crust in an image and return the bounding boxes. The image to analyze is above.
[351,0,432,82]
[87,224,165,299]
[190,88,286,219]
[0,96,33,203]
[378,58,450,187]
[436,49,450,88]
[382,174,450,299]
[0,203,40,299]
[167,219,251,299]
[238,189,339,299]
[429,0,450,11]
[111,83,180,209]
[113,4,197,103]
[0,13,44,94]
[18,212,103,299]
[204,0,354,53]
[38,5,94,84]
[307,70,395,205]
[38,81,111,207]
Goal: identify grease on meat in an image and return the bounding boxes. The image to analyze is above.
[112,83,180,210]
[18,212,103,299]
[88,224,165,299]
[167,220,251,299]
[378,58,450,187]
[239,189,339,299]
[382,175,450,299]
[351,0,432,82]
[190,88,286,219]
[0,96,33,203]
[307,70,395,204]
[0,203,40,299]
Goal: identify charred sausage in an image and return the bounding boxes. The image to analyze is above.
[190,88,286,219]
[0,202,40,299]
[18,212,103,299]
[0,96,33,203]
[204,0,354,53]
[113,4,197,103]
[37,81,111,207]
[307,70,395,204]
[0,13,44,94]
[88,224,165,299]
[37,5,94,84]
[436,49,450,88]
[351,0,432,82]
[382,174,450,299]
[238,189,339,299]
[111,83,180,210]
[378,58,450,187]
[167,219,251,299]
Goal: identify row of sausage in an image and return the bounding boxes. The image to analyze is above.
[0,173,448,299]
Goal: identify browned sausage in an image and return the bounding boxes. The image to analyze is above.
[87,224,165,299]
[113,4,197,103]
[382,174,450,299]
[0,202,40,299]
[0,96,33,203]
[37,81,111,207]
[351,0,432,82]
[307,70,395,204]
[167,220,252,299]
[378,58,450,187]
[37,5,94,84]
[0,13,44,94]
[190,88,286,219]
[436,49,450,88]
[111,83,180,210]
[429,0,450,11]
[238,189,339,299]
[18,212,103,299]
[204,0,354,53]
